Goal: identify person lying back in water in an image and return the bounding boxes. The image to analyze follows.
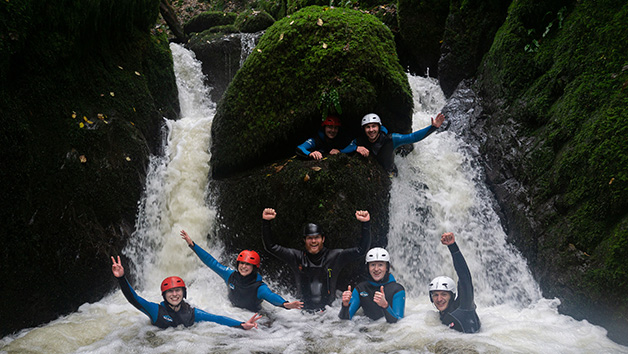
[180,230,303,312]
[428,232,481,333]
[111,256,261,329]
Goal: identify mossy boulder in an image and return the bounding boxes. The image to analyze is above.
[210,5,413,179]
[183,11,237,35]
[235,9,276,33]
[471,0,628,343]
[0,0,177,336]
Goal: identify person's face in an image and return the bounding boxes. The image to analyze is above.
[364,123,380,142]
[164,287,184,307]
[368,261,387,282]
[304,234,325,254]
[324,125,339,139]
[238,262,255,276]
[431,290,452,312]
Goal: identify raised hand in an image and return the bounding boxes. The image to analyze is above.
[111,256,125,278]
[355,210,370,222]
[241,313,263,330]
[373,286,388,308]
[180,230,194,246]
[342,285,352,307]
[432,112,445,128]
[441,232,455,246]
[262,208,277,220]
[283,300,304,310]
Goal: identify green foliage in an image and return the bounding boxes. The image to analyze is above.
[318,88,342,119]
[524,6,566,53]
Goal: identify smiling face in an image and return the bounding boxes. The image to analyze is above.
[364,123,380,142]
[324,125,339,139]
[430,290,452,312]
[304,234,325,254]
[238,262,255,277]
[368,261,388,282]
[164,287,184,307]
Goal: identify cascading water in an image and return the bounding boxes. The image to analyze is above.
[1,44,626,354]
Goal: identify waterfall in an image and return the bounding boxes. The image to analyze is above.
[1,46,626,354]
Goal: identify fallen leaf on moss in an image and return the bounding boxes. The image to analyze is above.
[275,165,284,172]
[290,20,294,25]
[71,111,77,119]
[118,66,123,70]
[304,173,310,182]
[79,122,84,128]
[79,155,87,163]
[311,166,322,171]
[322,43,327,49]
[609,177,615,185]
[135,71,141,76]
[257,48,262,53]
[317,18,323,26]
[83,117,93,124]
[130,122,135,126]
[126,156,131,161]
[279,33,284,41]
[110,92,115,97]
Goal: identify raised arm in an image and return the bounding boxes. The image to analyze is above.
[261,208,301,263]
[181,230,234,283]
[441,232,475,310]
[111,256,160,323]
[355,210,372,255]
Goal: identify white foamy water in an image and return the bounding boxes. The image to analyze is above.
[1,46,626,354]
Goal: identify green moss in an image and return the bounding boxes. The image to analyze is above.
[183,11,237,34]
[478,0,628,298]
[211,5,412,178]
[235,9,276,32]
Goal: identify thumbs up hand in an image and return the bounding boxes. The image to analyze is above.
[342,285,352,307]
[373,286,388,308]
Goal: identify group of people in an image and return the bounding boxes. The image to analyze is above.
[296,112,446,176]
[111,208,480,333]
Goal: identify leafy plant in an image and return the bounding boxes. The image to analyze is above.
[319,88,342,119]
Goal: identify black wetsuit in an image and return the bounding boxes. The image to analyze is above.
[296,130,354,159]
[262,219,371,311]
[439,242,481,333]
[339,273,405,323]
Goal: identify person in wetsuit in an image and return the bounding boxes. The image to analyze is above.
[111,256,261,329]
[261,208,372,311]
[429,232,481,333]
[339,247,405,323]
[344,112,445,176]
[296,115,354,160]
[180,230,303,312]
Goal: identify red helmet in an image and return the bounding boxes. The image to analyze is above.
[237,250,261,267]
[321,115,341,127]
[161,276,186,293]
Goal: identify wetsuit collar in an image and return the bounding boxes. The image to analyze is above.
[366,272,395,286]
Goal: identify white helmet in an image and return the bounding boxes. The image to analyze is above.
[361,113,381,127]
[365,247,390,263]
[429,276,457,301]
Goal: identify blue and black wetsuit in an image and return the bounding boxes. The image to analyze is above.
[344,125,437,175]
[262,219,371,311]
[189,243,288,312]
[339,273,405,323]
[116,276,243,329]
[440,242,481,333]
[296,130,354,159]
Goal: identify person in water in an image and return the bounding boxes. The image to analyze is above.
[262,208,372,311]
[296,115,354,160]
[344,112,445,176]
[339,247,405,323]
[111,256,261,329]
[429,232,481,333]
[180,230,303,312]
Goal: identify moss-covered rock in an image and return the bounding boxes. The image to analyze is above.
[472,0,628,343]
[0,0,177,337]
[235,9,276,32]
[184,11,238,35]
[210,5,413,179]
[211,153,391,290]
